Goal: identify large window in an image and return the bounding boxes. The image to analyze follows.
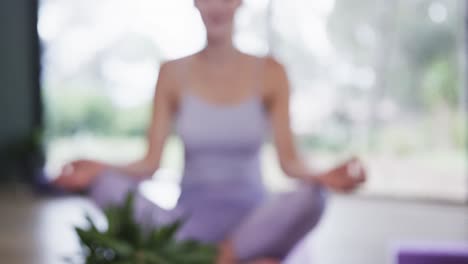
[39,0,467,201]
[268,0,467,201]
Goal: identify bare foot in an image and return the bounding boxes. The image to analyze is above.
[217,241,236,264]
[216,240,280,264]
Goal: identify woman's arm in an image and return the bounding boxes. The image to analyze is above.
[265,57,366,192]
[265,58,316,181]
[108,62,178,178]
[54,61,179,190]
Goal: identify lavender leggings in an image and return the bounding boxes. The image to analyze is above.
[89,170,327,261]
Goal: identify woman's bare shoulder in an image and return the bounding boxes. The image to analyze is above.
[263,56,286,77]
[241,53,287,84]
[159,55,195,78]
[258,55,288,97]
[156,55,197,100]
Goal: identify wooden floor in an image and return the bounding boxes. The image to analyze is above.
[0,186,467,264]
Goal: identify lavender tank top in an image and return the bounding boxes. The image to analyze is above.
[174,59,269,208]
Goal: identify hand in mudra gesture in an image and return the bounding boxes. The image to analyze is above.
[316,157,367,193]
[53,159,106,192]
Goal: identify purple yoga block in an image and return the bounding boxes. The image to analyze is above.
[396,243,468,264]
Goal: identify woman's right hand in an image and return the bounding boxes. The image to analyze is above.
[53,159,108,192]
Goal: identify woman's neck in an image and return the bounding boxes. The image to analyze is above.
[201,36,239,64]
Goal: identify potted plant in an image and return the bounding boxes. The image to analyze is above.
[68,193,217,264]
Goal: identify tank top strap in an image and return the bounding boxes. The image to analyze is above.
[176,59,191,95]
[253,56,267,98]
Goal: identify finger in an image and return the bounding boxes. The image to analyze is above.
[71,160,82,168]
[53,175,70,189]
[345,156,359,165]
[335,161,353,175]
[348,171,365,183]
[335,184,355,194]
[357,172,366,183]
[64,176,83,192]
[62,163,75,176]
[52,176,63,186]
[72,160,89,169]
[341,181,361,193]
[355,165,367,183]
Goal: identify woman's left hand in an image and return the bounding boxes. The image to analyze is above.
[315,157,367,193]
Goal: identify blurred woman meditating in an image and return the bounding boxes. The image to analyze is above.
[54,0,366,263]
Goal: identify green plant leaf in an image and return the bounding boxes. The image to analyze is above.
[146,219,183,250]
[73,192,217,264]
